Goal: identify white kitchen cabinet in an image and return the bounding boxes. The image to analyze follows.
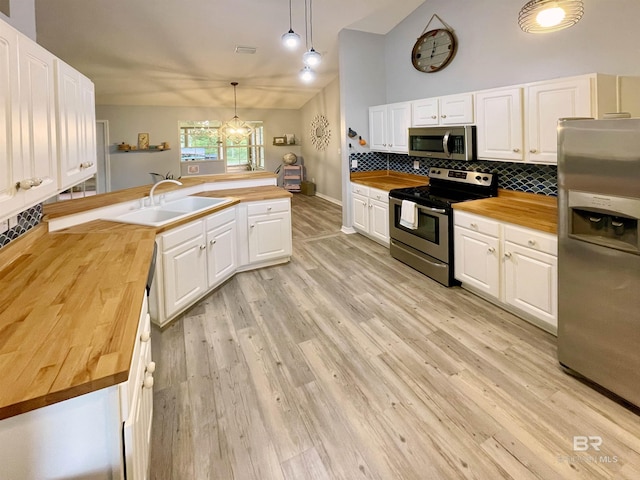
[206,208,237,288]
[350,183,389,245]
[475,74,617,165]
[368,102,410,153]
[56,59,97,189]
[247,198,293,264]
[454,211,500,298]
[411,93,474,126]
[162,219,208,319]
[0,293,153,480]
[475,87,524,162]
[454,210,558,334]
[503,225,557,329]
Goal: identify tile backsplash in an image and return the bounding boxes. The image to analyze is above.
[0,204,43,249]
[349,152,557,196]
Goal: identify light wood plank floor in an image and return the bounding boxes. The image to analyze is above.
[150,194,640,480]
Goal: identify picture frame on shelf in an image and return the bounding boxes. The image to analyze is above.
[273,136,286,145]
[138,133,150,150]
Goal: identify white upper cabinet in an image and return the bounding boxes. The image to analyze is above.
[476,87,524,162]
[476,74,618,165]
[411,93,474,126]
[56,59,97,189]
[368,102,410,153]
[0,22,21,217]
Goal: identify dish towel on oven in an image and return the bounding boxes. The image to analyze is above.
[400,200,418,229]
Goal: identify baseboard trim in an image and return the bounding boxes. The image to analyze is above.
[314,192,341,206]
[341,226,356,234]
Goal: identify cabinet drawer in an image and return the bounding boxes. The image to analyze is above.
[504,224,557,255]
[369,187,388,202]
[351,183,370,196]
[247,199,289,216]
[454,211,500,237]
[160,219,204,250]
[205,206,235,230]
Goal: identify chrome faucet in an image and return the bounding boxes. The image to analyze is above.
[149,179,182,206]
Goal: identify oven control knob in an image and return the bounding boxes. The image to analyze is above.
[475,175,481,181]
[483,176,489,181]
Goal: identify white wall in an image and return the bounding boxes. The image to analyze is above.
[300,77,342,203]
[96,105,302,191]
[0,0,35,40]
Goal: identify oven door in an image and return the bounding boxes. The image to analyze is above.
[389,197,450,262]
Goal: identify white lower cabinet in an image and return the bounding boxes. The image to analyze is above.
[454,210,558,333]
[246,198,292,264]
[0,293,153,480]
[350,183,389,245]
[151,199,291,327]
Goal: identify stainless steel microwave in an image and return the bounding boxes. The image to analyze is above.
[408,125,476,160]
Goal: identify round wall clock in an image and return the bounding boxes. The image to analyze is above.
[411,28,457,73]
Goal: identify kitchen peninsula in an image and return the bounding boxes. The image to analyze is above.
[0,171,292,479]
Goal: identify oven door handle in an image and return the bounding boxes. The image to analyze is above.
[442,130,451,158]
[417,205,447,215]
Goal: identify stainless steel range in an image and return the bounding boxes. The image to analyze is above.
[389,168,497,286]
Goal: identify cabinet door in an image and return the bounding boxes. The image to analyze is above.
[527,77,591,164]
[18,35,58,205]
[352,193,369,232]
[388,102,410,153]
[440,93,474,125]
[369,105,388,151]
[504,241,557,328]
[57,63,97,189]
[454,226,500,298]
[163,233,207,318]
[0,23,21,216]
[411,97,439,126]
[476,88,524,162]
[369,197,389,244]
[207,219,237,288]
[248,211,292,263]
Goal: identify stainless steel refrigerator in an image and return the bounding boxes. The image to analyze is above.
[557,118,640,408]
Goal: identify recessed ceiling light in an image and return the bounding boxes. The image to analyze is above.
[235,46,257,54]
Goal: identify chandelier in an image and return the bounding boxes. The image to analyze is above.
[220,82,253,144]
[518,0,584,34]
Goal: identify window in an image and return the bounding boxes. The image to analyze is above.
[179,120,264,171]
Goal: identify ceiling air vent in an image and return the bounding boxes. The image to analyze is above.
[235,46,257,54]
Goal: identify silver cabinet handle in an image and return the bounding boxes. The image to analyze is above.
[530,149,537,153]
[200,245,206,250]
[504,252,512,258]
[210,239,216,245]
[431,115,437,119]
[441,115,447,118]
[487,247,495,253]
[527,239,536,246]
[513,148,520,153]
[470,222,478,228]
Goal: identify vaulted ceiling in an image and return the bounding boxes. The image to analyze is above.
[35,0,424,109]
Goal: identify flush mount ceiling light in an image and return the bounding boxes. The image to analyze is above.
[519,0,584,33]
[302,0,321,67]
[282,0,301,50]
[220,82,253,144]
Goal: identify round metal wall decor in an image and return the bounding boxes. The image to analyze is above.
[310,114,331,151]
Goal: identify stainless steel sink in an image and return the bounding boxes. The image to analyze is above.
[105,196,233,227]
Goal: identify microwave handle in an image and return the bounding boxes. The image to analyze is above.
[442,130,451,157]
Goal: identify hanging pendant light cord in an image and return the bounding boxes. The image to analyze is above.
[304,0,309,49]
[309,0,314,49]
[231,81,238,116]
[288,0,293,30]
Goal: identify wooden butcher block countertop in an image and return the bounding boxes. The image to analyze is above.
[350,170,428,191]
[0,222,156,419]
[0,182,290,420]
[453,190,558,234]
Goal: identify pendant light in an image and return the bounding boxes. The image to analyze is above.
[281,0,301,50]
[299,65,316,83]
[302,0,321,67]
[220,82,253,144]
[518,0,584,33]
